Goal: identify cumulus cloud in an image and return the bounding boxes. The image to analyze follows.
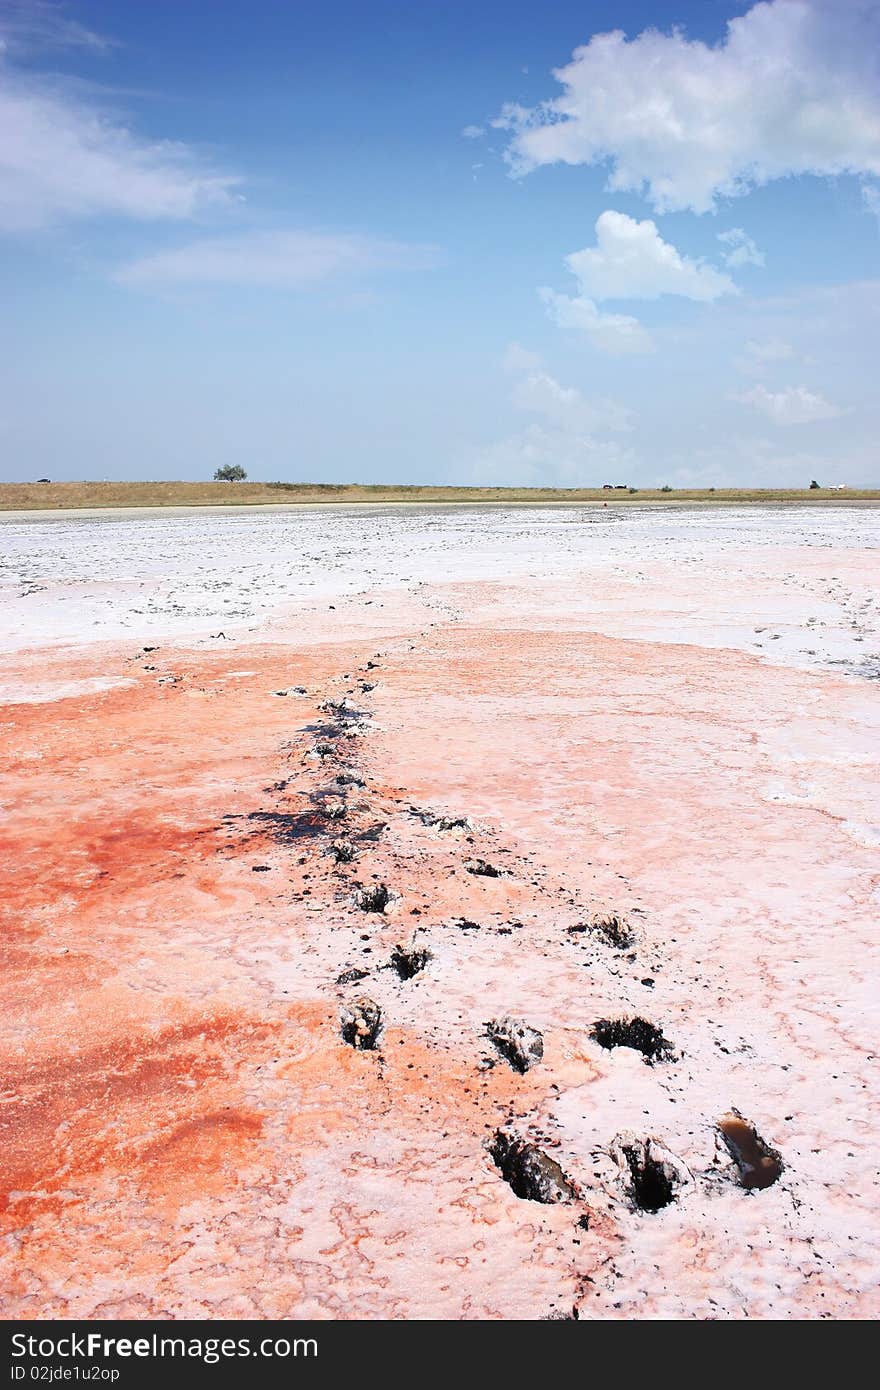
[734,383,843,425]
[115,229,442,289]
[540,288,654,355]
[461,124,484,139]
[718,228,765,269]
[494,0,880,213]
[502,342,541,373]
[469,425,636,487]
[539,288,654,354]
[537,212,737,354]
[734,338,796,373]
[0,13,239,231]
[467,358,636,485]
[745,339,795,361]
[567,211,737,301]
[512,368,634,434]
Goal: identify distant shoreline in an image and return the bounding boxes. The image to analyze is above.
[3,498,880,523]
[1,480,878,516]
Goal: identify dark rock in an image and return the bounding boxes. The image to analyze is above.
[486,1016,544,1073]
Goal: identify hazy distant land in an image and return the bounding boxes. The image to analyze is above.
[1,480,879,512]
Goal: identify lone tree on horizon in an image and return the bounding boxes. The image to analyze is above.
[214,464,247,481]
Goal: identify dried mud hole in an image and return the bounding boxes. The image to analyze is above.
[486,1016,544,1073]
[391,942,432,980]
[591,1016,673,1062]
[353,883,394,913]
[464,858,502,878]
[612,1135,691,1213]
[489,1131,577,1204]
[569,912,637,949]
[340,998,382,1050]
[719,1112,783,1190]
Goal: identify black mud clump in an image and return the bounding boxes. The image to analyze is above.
[591,1016,673,1062]
[486,1016,544,1073]
[611,1134,691,1213]
[319,698,368,724]
[339,997,382,1050]
[353,882,393,913]
[391,941,432,980]
[247,810,330,842]
[327,839,357,864]
[464,858,502,878]
[410,806,473,832]
[335,771,365,788]
[357,822,386,843]
[489,1131,576,1204]
[584,912,637,949]
[718,1111,783,1190]
[336,966,369,986]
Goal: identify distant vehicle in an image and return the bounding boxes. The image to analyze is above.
[36,477,50,483]
[614,484,628,489]
[602,483,614,489]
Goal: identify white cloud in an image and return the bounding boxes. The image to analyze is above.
[512,369,634,434]
[468,425,636,487]
[734,337,796,373]
[467,362,636,485]
[734,383,843,425]
[567,210,737,301]
[0,20,238,231]
[494,0,880,213]
[0,1,113,56]
[537,211,737,355]
[115,229,441,289]
[718,227,765,269]
[502,342,541,373]
[540,288,654,355]
[863,182,880,223]
[461,124,484,139]
[744,338,795,362]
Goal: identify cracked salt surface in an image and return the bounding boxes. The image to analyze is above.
[1,501,878,1318]
[0,505,877,676]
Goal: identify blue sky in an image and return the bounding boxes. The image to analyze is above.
[1,0,878,486]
